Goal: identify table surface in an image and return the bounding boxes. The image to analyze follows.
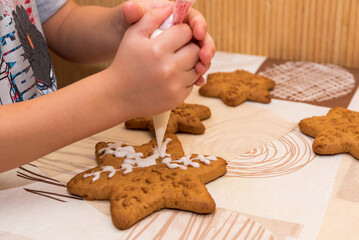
[1,52,359,240]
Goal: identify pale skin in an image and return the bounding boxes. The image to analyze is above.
[0,0,215,173]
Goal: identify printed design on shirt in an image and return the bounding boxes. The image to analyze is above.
[13,5,55,91]
[0,55,11,105]
[0,3,56,104]
[1,0,35,24]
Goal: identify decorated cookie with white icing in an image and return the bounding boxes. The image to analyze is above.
[67,134,227,230]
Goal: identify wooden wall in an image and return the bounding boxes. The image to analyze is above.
[199,0,359,68]
[52,0,359,88]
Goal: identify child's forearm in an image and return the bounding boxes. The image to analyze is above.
[43,0,127,64]
[0,71,129,173]
[0,3,208,173]
[43,0,214,76]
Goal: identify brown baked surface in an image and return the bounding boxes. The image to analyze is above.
[125,102,211,135]
[199,69,275,107]
[299,107,359,159]
[67,134,227,230]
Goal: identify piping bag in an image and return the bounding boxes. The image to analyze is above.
[150,0,196,151]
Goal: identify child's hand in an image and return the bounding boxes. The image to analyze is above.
[185,8,215,86]
[105,4,200,119]
[122,0,216,86]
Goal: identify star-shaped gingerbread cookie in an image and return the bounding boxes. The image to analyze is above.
[199,70,275,107]
[125,102,211,135]
[299,107,359,159]
[67,134,227,229]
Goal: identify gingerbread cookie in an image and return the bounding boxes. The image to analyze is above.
[67,134,227,229]
[125,102,211,135]
[199,70,275,107]
[299,107,359,159]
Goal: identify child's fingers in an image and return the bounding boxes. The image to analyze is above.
[198,34,216,65]
[195,61,211,75]
[183,68,200,88]
[194,76,205,86]
[185,8,207,41]
[132,3,174,37]
[153,24,193,52]
[122,1,145,24]
[174,42,200,71]
[144,0,171,10]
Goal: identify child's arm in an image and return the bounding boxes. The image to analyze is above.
[42,0,215,80]
[42,0,141,64]
[0,4,199,173]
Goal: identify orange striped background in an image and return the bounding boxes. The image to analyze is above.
[53,0,359,87]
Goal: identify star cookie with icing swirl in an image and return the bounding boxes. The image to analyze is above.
[67,134,227,229]
[199,70,275,106]
[299,107,359,159]
[125,102,211,135]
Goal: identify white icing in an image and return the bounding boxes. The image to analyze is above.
[150,28,164,39]
[98,143,143,159]
[83,166,117,181]
[152,111,171,152]
[163,155,200,169]
[150,0,194,151]
[159,14,174,30]
[150,19,172,152]
[83,138,218,181]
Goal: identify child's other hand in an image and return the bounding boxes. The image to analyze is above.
[106,4,200,119]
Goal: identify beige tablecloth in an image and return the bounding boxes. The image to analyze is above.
[1,52,358,240]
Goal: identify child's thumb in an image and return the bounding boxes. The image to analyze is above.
[132,4,174,38]
[122,1,145,24]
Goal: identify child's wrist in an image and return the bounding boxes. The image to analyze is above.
[99,67,136,121]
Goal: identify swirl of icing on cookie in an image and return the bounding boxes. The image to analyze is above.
[98,143,144,159]
[83,166,117,181]
[83,138,218,181]
[162,154,217,169]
